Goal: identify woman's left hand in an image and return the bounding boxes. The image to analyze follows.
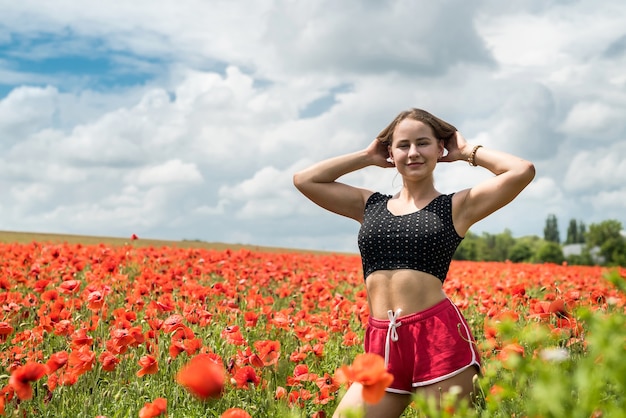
[438,131,472,163]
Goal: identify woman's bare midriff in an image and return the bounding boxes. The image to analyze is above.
[365,269,447,320]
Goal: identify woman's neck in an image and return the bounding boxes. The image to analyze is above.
[398,177,439,201]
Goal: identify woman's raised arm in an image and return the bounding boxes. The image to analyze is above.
[441,132,536,235]
[293,139,393,222]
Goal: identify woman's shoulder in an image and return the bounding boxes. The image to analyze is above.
[362,192,392,212]
[449,189,470,204]
[365,191,392,205]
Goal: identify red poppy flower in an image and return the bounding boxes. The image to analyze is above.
[253,339,280,366]
[112,308,137,324]
[556,316,583,337]
[312,343,324,357]
[243,311,259,327]
[113,328,136,352]
[288,363,318,386]
[498,343,525,366]
[530,300,552,320]
[169,340,186,359]
[126,326,145,347]
[313,386,335,405]
[58,279,81,294]
[68,345,96,377]
[315,372,340,393]
[138,397,166,418]
[334,353,393,405]
[9,362,47,400]
[54,319,74,336]
[342,331,360,346]
[287,388,312,408]
[289,344,311,362]
[489,384,505,399]
[221,325,246,346]
[176,354,225,400]
[162,314,185,333]
[46,351,69,374]
[270,311,292,330]
[0,321,14,337]
[275,386,287,400]
[99,351,120,372]
[233,365,261,389]
[236,347,264,368]
[549,299,570,318]
[137,355,159,377]
[41,289,59,302]
[147,318,164,331]
[221,408,252,418]
[87,291,105,310]
[33,279,51,292]
[70,327,94,348]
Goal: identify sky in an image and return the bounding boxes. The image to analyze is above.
[1,0,625,253]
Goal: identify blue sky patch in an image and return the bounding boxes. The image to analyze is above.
[0,85,13,98]
[0,31,165,97]
[299,83,353,118]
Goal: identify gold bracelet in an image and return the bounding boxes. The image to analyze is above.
[468,145,483,167]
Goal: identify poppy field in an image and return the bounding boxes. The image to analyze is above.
[0,240,625,417]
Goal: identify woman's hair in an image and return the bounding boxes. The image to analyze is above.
[376,108,457,146]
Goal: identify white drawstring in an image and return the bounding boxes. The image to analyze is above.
[384,309,402,367]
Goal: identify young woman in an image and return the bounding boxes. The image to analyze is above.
[293,108,535,417]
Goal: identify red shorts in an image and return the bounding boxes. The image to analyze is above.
[364,298,481,394]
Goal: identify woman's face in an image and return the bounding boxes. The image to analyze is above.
[388,118,444,179]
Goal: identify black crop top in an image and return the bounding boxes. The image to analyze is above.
[357,192,463,283]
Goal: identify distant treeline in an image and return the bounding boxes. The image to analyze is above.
[454,217,626,267]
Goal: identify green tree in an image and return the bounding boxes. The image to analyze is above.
[543,214,560,244]
[534,241,565,264]
[454,231,486,261]
[509,241,533,263]
[509,235,541,263]
[482,232,498,261]
[455,230,538,263]
[586,220,626,266]
[577,221,586,243]
[454,230,516,262]
[479,231,516,262]
[565,219,578,244]
[495,229,516,261]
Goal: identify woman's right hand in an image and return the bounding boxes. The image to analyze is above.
[365,138,395,168]
[293,139,389,222]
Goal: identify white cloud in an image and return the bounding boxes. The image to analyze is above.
[478,2,626,76]
[478,13,570,70]
[559,101,625,138]
[524,177,563,201]
[129,159,203,187]
[0,86,58,140]
[260,1,492,77]
[563,144,626,192]
[217,165,304,220]
[11,183,52,205]
[589,188,626,217]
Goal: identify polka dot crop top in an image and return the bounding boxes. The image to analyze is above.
[357,192,463,283]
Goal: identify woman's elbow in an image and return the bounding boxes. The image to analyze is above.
[293,172,302,189]
[292,171,308,191]
[520,160,536,185]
